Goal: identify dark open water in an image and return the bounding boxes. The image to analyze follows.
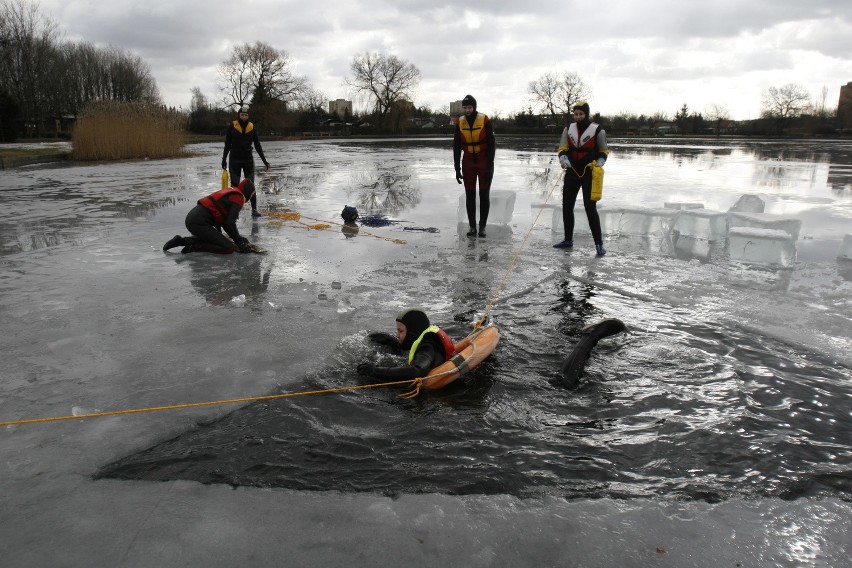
[96,274,852,502]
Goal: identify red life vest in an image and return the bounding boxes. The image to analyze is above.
[564,122,601,168]
[198,187,245,225]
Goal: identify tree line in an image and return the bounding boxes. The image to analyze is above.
[1,0,844,142]
[187,44,425,136]
[0,0,159,140]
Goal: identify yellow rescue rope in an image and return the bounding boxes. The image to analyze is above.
[473,169,564,330]
[0,379,423,427]
[266,211,406,244]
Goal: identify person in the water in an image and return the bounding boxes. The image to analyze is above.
[162,179,255,254]
[357,309,455,380]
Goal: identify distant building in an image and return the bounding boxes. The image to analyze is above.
[838,82,852,128]
[329,99,352,119]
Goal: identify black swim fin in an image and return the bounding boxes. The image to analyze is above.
[557,318,626,389]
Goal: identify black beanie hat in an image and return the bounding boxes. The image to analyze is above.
[572,100,590,118]
[396,309,430,349]
[461,94,477,110]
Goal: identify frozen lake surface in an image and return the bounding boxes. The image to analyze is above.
[1,136,851,566]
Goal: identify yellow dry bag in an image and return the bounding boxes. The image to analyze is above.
[590,161,604,201]
[221,169,229,189]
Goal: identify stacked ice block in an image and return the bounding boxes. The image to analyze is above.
[457,190,516,225]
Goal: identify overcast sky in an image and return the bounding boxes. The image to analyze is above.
[36,0,852,120]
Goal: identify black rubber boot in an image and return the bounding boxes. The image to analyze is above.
[163,235,185,251]
[478,225,486,238]
[466,226,477,237]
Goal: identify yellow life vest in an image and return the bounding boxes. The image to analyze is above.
[408,325,455,364]
[232,120,254,134]
[458,113,487,155]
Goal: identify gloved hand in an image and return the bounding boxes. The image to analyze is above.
[237,242,252,253]
[455,167,463,184]
[559,155,571,170]
[596,156,607,167]
[357,362,375,376]
[264,162,270,172]
[221,159,227,170]
[368,332,399,348]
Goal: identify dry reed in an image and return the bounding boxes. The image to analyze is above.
[71,101,188,161]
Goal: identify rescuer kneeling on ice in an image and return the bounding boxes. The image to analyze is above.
[162,179,256,254]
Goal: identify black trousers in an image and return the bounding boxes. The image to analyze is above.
[562,169,603,245]
[461,153,492,228]
[184,205,236,254]
[229,159,257,210]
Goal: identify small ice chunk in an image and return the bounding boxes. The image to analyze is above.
[336,297,354,314]
[230,294,246,306]
[728,194,765,213]
[728,227,796,267]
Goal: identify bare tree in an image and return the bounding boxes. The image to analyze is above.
[0,0,59,136]
[557,72,590,118]
[528,71,561,121]
[295,87,328,113]
[762,83,811,121]
[528,70,590,123]
[813,85,831,119]
[103,47,160,104]
[52,41,160,114]
[346,51,420,119]
[190,86,208,112]
[706,103,730,136]
[218,42,307,110]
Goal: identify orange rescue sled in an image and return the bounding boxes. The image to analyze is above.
[420,326,500,390]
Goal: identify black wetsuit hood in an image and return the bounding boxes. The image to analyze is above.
[396,309,430,350]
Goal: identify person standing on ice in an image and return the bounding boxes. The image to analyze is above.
[356,309,455,381]
[453,94,496,238]
[162,179,255,254]
[553,100,610,256]
[222,106,270,218]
